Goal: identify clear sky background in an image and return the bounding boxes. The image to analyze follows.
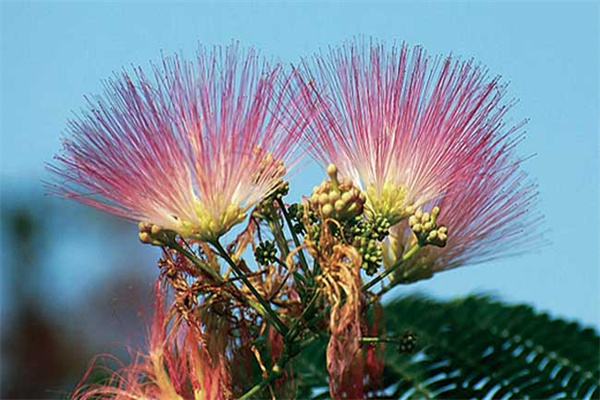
[1,1,598,329]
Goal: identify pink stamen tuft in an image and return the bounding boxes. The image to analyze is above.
[48,44,305,240]
[291,39,541,269]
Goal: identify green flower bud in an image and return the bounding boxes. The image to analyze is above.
[309,163,366,222]
[410,206,449,248]
[254,240,278,266]
[398,329,418,354]
[138,221,175,246]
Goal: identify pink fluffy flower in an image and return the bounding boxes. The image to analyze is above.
[49,44,303,242]
[398,146,539,274]
[292,40,539,270]
[72,279,232,400]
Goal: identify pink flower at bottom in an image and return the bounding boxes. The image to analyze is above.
[72,279,231,400]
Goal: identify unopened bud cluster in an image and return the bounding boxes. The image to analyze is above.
[270,181,290,201]
[288,203,318,235]
[408,206,448,247]
[288,202,322,242]
[252,181,290,221]
[366,181,415,225]
[254,240,278,266]
[348,215,391,275]
[370,215,392,241]
[354,234,383,275]
[398,329,418,354]
[309,164,366,222]
[138,221,175,246]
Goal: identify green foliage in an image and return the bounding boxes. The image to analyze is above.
[293,295,600,399]
[292,335,330,399]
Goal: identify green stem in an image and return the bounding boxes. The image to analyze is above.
[359,337,404,345]
[272,257,308,286]
[269,203,309,290]
[211,239,289,336]
[239,336,314,400]
[168,241,222,282]
[373,261,434,299]
[375,283,394,298]
[269,204,291,257]
[285,290,320,341]
[362,244,421,292]
[239,350,289,400]
[312,258,321,277]
[272,257,288,269]
[306,304,329,328]
[276,198,310,276]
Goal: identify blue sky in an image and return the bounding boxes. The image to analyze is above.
[1,2,598,327]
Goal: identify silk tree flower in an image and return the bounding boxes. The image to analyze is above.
[48,45,304,242]
[387,147,540,278]
[73,279,232,400]
[292,40,539,269]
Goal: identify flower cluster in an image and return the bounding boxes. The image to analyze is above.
[291,40,540,275]
[49,44,304,242]
[50,41,540,400]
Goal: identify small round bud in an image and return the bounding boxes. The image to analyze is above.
[341,191,352,203]
[326,163,338,179]
[329,190,341,203]
[272,364,283,377]
[398,329,417,354]
[319,193,329,205]
[309,164,366,221]
[139,232,151,243]
[409,206,448,247]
